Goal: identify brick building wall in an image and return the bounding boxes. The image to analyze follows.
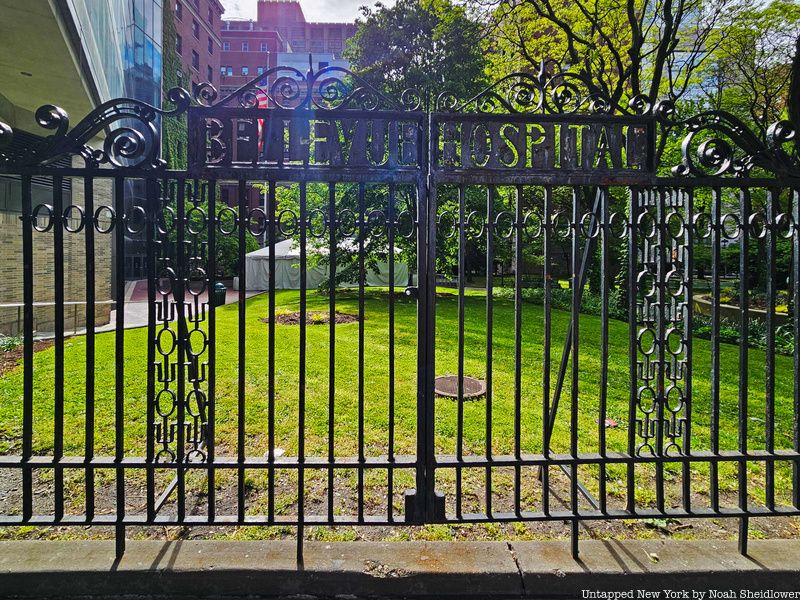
[0,159,113,336]
[171,0,225,91]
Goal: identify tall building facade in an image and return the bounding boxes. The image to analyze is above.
[0,1,165,333]
[170,0,225,92]
[219,0,356,97]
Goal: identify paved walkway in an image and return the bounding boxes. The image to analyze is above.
[34,280,262,340]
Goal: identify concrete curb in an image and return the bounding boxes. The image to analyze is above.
[0,540,798,598]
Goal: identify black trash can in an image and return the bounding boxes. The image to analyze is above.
[213,282,227,307]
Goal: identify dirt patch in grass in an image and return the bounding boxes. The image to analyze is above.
[1,340,53,376]
[261,311,360,325]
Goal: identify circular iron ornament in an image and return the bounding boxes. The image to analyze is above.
[579,211,601,239]
[395,210,416,240]
[187,329,208,357]
[551,212,571,240]
[437,210,457,240]
[62,204,86,233]
[637,386,657,414]
[157,268,177,295]
[93,205,116,234]
[637,210,658,240]
[308,208,328,239]
[185,205,208,236]
[464,211,485,240]
[125,205,148,235]
[775,213,793,239]
[186,267,207,296]
[157,205,176,235]
[247,208,267,236]
[435,375,487,400]
[277,209,299,236]
[31,204,55,233]
[522,210,543,239]
[216,206,238,236]
[156,327,177,357]
[693,212,712,240]
[494,211,516,239]
[721,213,742,240]
[155,448,176,463]
[748,211,768,239]
[155,388,177,418]
[608,212,628,239]
[367,209,387,238]
[338,209,357,237]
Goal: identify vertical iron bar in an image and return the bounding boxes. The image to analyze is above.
[655,188,666,514]
[21,176,33,522]
[739,188,751,553]
[84,176,96,521]
[237,179,247,522]
[114,176,126,558]
[599,186,609,514]
[513,185,523,517]
[570,186,580,558]
[456,184,465,519]
[357,182,366,523]
[793,187,800,511]
[765,188,777,511]
[627,187,640,515]
[53,175,64,522]
[328,182,336,522]
[683,189,694,515]
[145,179,158,521]
[267,179,276,522]
[542,185,552,516]
[207,179,216,521]
[387,183,396,521]
[485,185,495,517]
[710,186,721,513]
[297,182,307,560]
[176,180,187,523]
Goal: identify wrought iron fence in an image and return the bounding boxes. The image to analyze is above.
[0,64,798,560]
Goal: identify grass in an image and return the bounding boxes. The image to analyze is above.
[0,288,797,523]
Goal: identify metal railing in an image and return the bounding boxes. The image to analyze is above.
[0,65,798,560]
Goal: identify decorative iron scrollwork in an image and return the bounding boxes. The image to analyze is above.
[436,60,641,115]
[0,88,190,169]
[666,111,799,179]
[194,65,422,112]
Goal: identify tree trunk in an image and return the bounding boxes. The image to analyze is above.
[789,33,800,129]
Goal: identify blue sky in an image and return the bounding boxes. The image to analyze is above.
[220,0,385,23]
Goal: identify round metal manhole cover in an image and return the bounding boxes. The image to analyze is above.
[435,375,486,400]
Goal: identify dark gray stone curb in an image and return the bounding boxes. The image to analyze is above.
[0,539,798,598]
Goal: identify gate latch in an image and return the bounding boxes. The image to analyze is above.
[404,286,418,299]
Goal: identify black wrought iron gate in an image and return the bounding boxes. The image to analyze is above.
[0,66,798,559]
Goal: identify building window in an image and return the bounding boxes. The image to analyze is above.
[193,0,199,7]
[223,41,230,51]
[191,50,199,71]
[176,33,182,54]
[175,1,182,20]
[220,65,227,75]
[241,66,249,76]
[208,37,213,54]
[260,42,268,52]
[227,66,233,76]
[257,66,264,75]
[208,7,214,24]
[242,41,248,51]
[192,19,200,39]
[207,65,213,82]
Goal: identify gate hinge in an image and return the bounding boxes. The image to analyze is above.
[404,489,446,524]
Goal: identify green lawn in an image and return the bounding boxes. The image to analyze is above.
[0,289,796,517]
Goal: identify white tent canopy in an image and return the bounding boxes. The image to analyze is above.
[244,239,409,290]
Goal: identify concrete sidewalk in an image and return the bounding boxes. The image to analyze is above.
[0,539,798,598]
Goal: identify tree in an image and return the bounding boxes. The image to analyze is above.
[344,0,489,104]
[699,0,800,136]
[476,0,735,114]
